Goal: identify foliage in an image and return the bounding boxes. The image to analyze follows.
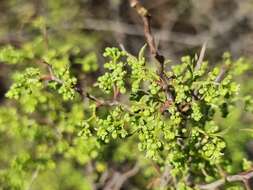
[0,1,253,190]
[0,37,253,189]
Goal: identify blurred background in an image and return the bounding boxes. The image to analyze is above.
[1,0,253,189]
[1,0,253,98]
[1,0,253,56]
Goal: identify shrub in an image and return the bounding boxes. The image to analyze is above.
[0,0,253,190]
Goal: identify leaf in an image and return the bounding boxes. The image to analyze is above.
[138,44,147,62]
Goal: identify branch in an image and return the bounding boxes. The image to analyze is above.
[129,0,165,78]
[195,41,207,71]
[193,42,208,99]
[215,64,230,83]
[104,163,140,190]
[197,169,253,190]
[129,0,176,103]
[85,161,97,190]
[113,163,140,189]
[88,94,132,112]
[39,60,131,111]
[26,168,40,190]
[159,165,172,189]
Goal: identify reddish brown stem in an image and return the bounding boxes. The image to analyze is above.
[129,0,165,77]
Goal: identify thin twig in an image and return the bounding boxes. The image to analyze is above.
[159,165,172,189]
[129,0,165,77]
[198,169,253,190]
[86,162,97,190]
[215,64,230,83]
[195,41,207,71]
[129,0,175,103]
[113,163,140,190]
[26,168,40,190]
[104,163,140,190]
[96,170,110,188]
[39,60,131,111]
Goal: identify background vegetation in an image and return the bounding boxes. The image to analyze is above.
[1,0,253,189]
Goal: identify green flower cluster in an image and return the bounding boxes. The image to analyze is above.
[97,47,127,94]
[1,41,253,190]
[6,68,45,113]
[84,47,250,187]
[0,46,27,64]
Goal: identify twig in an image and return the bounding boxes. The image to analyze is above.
[197,169,253,190]
[41,73,131,110]
[159,165,172,189]
[129,0,165,78]
[96,170,110,188]
[113,163,140,190]
[215,65,229,83]
[86,92,131,112]
[39,60,131,111]
[193,42,208,98]
[113,85,120,101]
[41,60,64,84]
[86,162,97,190]
[26,168,40,190]
[129,0,175,103]
[104,163,140,190]
[195,41,207,71]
